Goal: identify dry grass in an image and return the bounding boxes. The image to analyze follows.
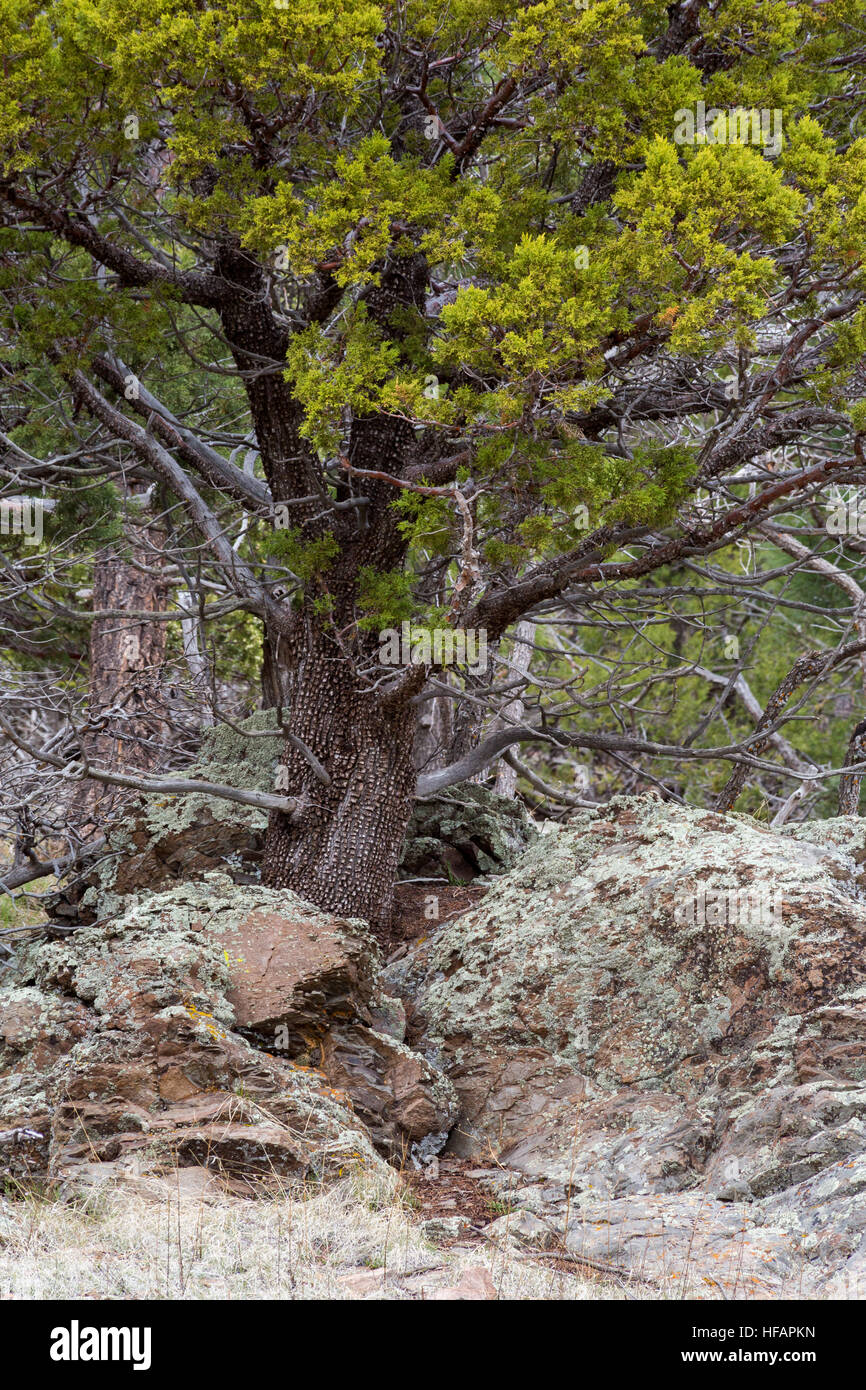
[0,1168,634,1301]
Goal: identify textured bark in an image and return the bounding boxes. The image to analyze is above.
[77,526,168,824]
[201,237,431,924]
[838,719,866,816]
[262,626,418,931]
[494,620,536,798]
[210,243,429,927]
[412,682,454,775]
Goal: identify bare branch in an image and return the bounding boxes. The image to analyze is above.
[0,710,303,819]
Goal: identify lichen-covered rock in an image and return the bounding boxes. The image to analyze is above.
[559,1192,817,1298]
[0,874,455,1184]
[759,1153,866,1284]
[480,1180,821,1296]
[386,794,866,1291]
[781,815,866,897]
[0,986,94,1177]
[400,782,538,881]
[71,711,282,923]
[174,874,456,1157]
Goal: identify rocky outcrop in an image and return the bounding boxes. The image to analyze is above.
[1,875,455,1186]
[386,796,866,1295]
[401,783,538,882]
[14,779,866,1295]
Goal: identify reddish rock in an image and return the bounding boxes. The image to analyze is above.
[207,903,378,1042]
[1,875,456,1186]
[430,1266,498,1300]
[1,885,385,1186]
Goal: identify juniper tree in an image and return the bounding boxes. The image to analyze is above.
[1,0,866,925]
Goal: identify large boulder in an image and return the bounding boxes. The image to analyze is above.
[386,796,866,1295]
[0,875,456,1186]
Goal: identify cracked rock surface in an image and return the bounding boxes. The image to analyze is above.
[0,874,455,1185]
[385,795,866,1296]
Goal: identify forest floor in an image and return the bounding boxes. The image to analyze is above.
[0,1167,649,1301]
[385,880,488,952]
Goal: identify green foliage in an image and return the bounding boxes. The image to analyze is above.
[52,481,125,549]
[605,443,696,526]
[243,135,463,286]
[2,0,866,825]
[267,526,340,585]
[394,490,454,557]
[284,311,401,455]
[356,566,416,629]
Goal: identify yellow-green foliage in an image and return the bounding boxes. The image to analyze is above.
[1,0,865,639]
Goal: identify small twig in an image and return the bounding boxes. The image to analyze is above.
[514,1247,654,1290]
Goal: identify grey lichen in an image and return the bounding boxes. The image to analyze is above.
[400,781,539,878]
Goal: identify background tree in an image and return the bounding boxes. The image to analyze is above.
[1,0,866,927]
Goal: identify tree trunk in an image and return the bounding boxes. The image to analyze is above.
[838,718,866,815]
[494,620,536,798]
[176,588,213,727]
[262,630,417,930]
[76,524,168,828]
[213,245,429,928]
[412,679,454,775]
